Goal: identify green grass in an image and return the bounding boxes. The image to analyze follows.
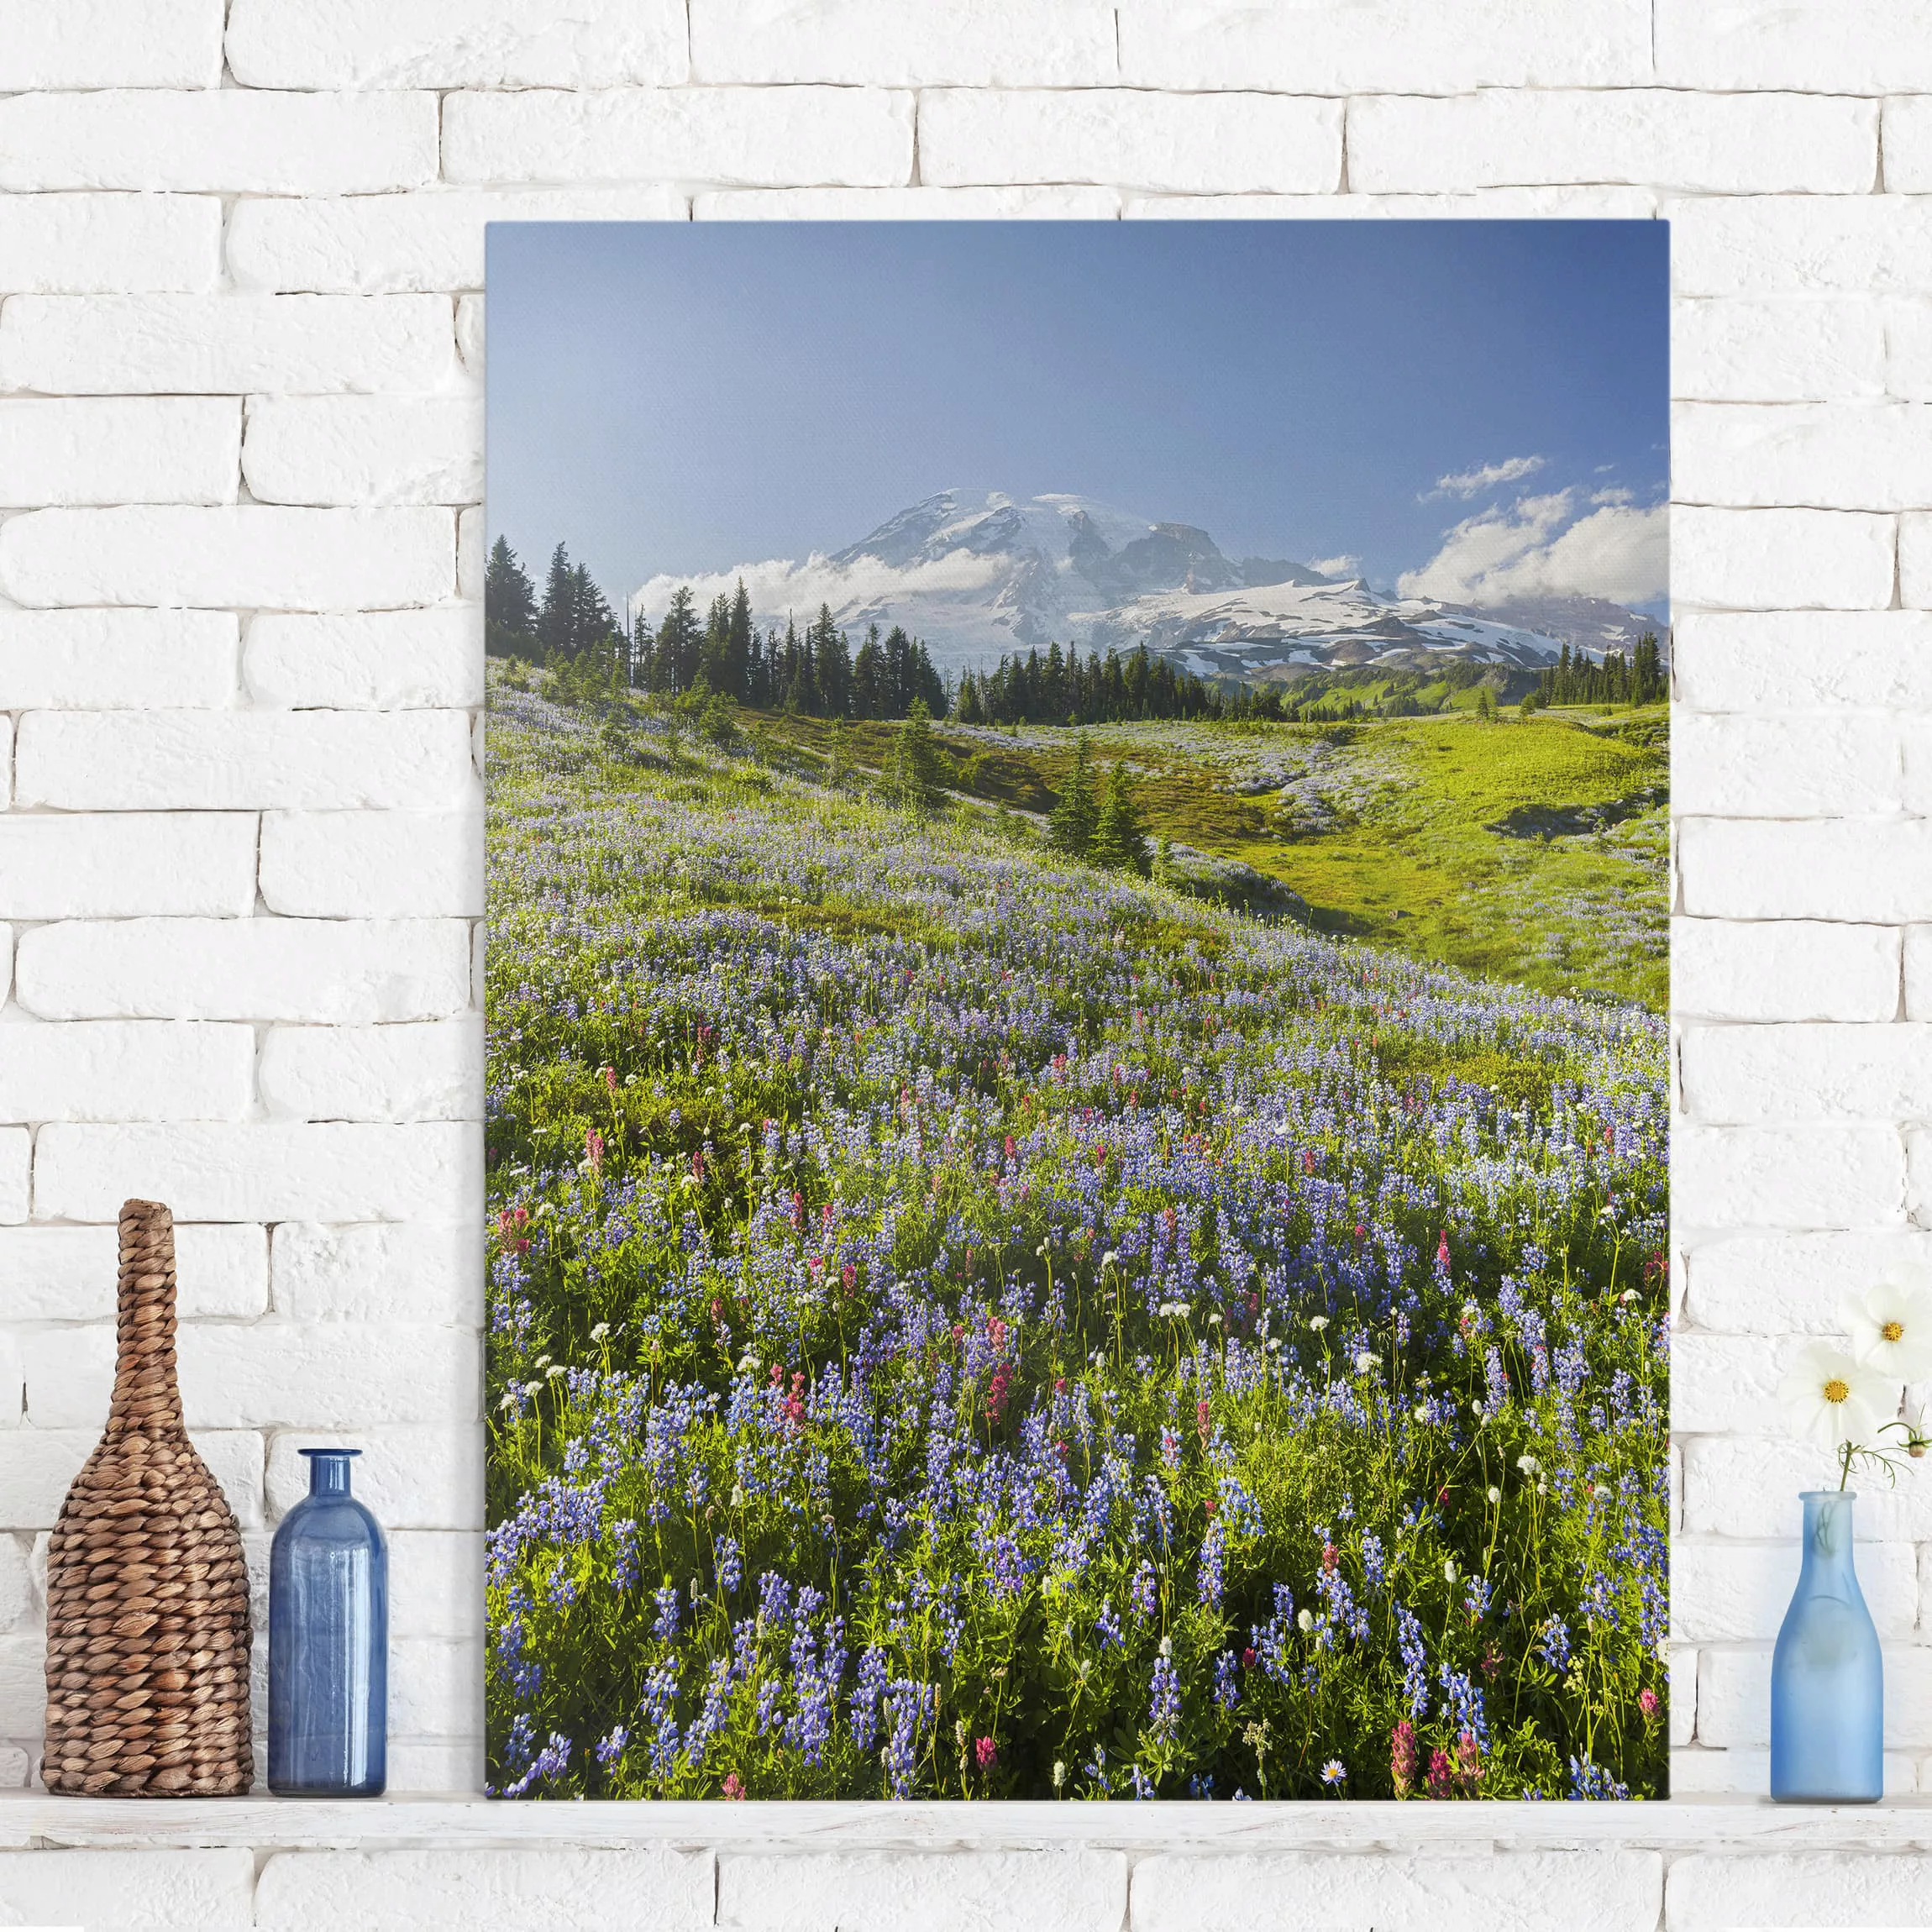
[757,706,1668,1011]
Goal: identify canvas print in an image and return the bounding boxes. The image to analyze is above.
[484,222,1669,1801]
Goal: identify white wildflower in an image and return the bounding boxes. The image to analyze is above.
[1842,1274,1932,1380]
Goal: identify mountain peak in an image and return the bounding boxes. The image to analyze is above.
[633,491,1656,677]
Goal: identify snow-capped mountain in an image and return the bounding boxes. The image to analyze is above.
[629,490,1658,680]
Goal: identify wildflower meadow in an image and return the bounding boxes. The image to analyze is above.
[485,680,1669,1803]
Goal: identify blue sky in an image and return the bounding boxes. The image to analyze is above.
[486,220,1667,611]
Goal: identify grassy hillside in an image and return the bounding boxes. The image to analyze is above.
[485,675,1668,1802]
[759,706,1668,1012]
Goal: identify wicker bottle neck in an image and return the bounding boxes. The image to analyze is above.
[108,1198,184,1437]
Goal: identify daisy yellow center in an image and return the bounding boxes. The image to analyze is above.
[1883,1320,1904,1343]
[1824,1378,1851,1404]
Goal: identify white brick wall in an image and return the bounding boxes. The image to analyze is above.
[0,1,1926,1924]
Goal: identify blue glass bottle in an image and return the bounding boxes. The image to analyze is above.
[1771,1488,1882,1803]
[268,1448,387,1797]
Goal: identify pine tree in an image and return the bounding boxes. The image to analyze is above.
[654,587,700,693]
[538,542,575,659]
[727,580,753,702]
[827,717,851,789]
[853,626,884,720]
[888,698,940,809]
[486,537,537,654]
[1089,762,1150,876]
[1048,733,1099,859]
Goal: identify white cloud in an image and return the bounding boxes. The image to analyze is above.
[1397,489,1667,607]
[1307,553,1361,579]
[632,548,1008,628]
[1427,454,1546,500]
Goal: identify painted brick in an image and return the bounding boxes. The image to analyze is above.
[260,810,482,917]
[230,186,685,293]
[0,1221,266,1321]
[1901,512,1932,607]
[389,1530,485,1640]
[386,1738,486,1793]
[1903,1126,1932,1226]
[696,185,1123,220]
[1350,91,1876,194]
[1682,1023,1932,1123]
[0,0,223,87]
[0,1632,41,1730]
[191,1323,482,1431]
[227,0,687,88]
[243,395,482,506]
[0,505,455,609]
[1131,1852,1660,1932]
[0,608,237,708]
[1672,297,1887,403]
[920,89,1341,194]
[457,295,485,380]
[1674,1124,1906,1233]
[1126,186,1661,220]
[32,1121,481,1224]
[0,90,438,195]
[271,1219,478,1326]
[257,1848,710,1932]
[1683,1432,1932,1541]
[694,1,1116,85]
[457,507,485,601]
[245,609,480,711]
[1675,402,1932,509]
[15,709,475,811]
[1673,611,1932,711]
[0,192,219,294]
[0,1133,24,1226]
[1670,194,1932,297]
[0,1020,252,1125]
[0,293,456,396]
[1887,96,1932,193]
[1667,1740,1918,1796]
[260,1020,482,1122]
[0,813,256,920]
[1673,1334,1803,1437]
[0,1427,261,1530]
[1671,506,1895,610]
[0,1538,28,1630]
[265,1420,480,1526]
[1672,1536,1917,1641]
[0,396,238,507]
[442,87,912,187]
[0,1851,253,1931]
[0,1329,21,1415]
[1120,0,1648,91]
[15,917,472,1024]
[1658,1,1932,90]
[1680,819,1932,922]
[1670,1852,1932,1930]
[1905,927,1932,1019]
[1670,712,1901,816]
[1685,1229,1932,1335]
[719,1851,1126,1932]
[1882,299,1932,403]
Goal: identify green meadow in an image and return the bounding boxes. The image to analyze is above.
[756,704,1669,1013]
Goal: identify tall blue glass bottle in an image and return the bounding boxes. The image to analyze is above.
[268,1448,387,1796]
[1771,1488,1882,1803]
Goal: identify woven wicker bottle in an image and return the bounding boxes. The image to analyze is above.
[42,1199,254,1795]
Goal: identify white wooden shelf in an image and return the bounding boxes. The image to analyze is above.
[8,1794,1932,1854]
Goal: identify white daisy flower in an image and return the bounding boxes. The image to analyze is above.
[1841,1275,1932,1381]
[1778,1340,1898,1451]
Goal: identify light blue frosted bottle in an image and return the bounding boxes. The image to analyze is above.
[1770,1489,1882,1803]
[268,1447,388,1796]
